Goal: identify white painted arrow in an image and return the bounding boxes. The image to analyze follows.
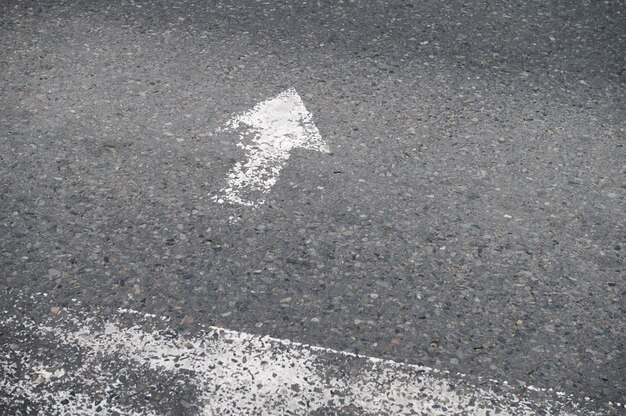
[212,89,329,208]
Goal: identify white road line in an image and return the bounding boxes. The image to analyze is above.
[0,306,613,415]
[211,88,329,208]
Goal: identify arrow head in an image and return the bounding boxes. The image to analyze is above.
[223,88,329,153]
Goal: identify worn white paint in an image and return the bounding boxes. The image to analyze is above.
[0,306,612,416]
[212,89,329,208]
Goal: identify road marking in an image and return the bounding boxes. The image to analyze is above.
[1,305,611,415]
[211,88,329,208]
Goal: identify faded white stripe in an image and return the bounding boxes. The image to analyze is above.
[0,307,612,415]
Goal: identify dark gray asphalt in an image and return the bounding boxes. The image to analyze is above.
[1,0,624,414]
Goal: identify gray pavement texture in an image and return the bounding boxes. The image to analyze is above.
[1,0,625,415]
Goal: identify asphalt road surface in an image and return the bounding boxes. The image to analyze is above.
[1,1,624,415]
